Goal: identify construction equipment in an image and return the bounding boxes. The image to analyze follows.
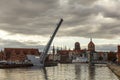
[39,19,63,67]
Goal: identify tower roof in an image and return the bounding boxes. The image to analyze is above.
[88,38,95,46]
[88,37,95,51]
[88,41,95,46]
[75,42,80,44]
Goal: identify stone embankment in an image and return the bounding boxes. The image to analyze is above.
[107,63,120,79]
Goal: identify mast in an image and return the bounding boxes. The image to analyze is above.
[40,19,63,66]
[53,45,55,61]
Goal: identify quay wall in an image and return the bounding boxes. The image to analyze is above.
[107,63,120,79]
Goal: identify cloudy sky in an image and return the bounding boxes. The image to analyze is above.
[0,0,120,51]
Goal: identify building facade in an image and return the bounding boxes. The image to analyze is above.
[88,38,95,52]
[0,48,40,62]
[117,45,120,63]
[56,38,111,63]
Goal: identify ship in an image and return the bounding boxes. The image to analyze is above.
[72,57,88,63]
[0,60,33,68]
[27,55,58,67]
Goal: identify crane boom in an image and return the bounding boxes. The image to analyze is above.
[40,19,63,67]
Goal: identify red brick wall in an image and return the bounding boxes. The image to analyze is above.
[108,52,116,61]
[117,46,120,62]
[4,48,40,61]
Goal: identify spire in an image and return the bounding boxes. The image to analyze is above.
[61,46,62,50]
[56,46,59,53]
[88,36,95,52]
[90,32,92,42]
[90,37,92,42]
[65,46,67,50]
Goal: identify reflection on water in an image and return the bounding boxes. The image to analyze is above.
[89,65,95,80]
[0,64,119,80]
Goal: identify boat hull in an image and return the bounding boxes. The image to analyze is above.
[0,63,33,68]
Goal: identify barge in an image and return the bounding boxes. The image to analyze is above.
[0,60,33,68]
[27,55,58,67]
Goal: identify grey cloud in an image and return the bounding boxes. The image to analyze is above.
[0,38,45,51]
[68,0,97,5]
[96,44,117,52]
[0,0,120,39]
[93,0,120,19]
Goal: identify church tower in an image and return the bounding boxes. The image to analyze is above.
[88,38,95,52]
[75,42,81,50]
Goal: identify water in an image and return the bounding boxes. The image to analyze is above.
[0,64,119,80]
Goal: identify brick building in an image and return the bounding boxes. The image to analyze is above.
[117,45,120,63]
[56,38,115,63]
[57,50,72,63]
[3,48,40,62]
[0,51,6,60]
[57,42,87,63]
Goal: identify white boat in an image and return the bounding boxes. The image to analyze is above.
[27,55,40,66]
[27,55,58,67]
[0,59,33,68]
[72,57,88,63]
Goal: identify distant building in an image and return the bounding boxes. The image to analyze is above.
[4,48,40,62]
[57,50,72,63]
[57,42,88,63]
[117,45,120,63]
[88,38,95,52]
[75,42,81,50]
[97,52,108,61]
[56,38,113,63]
[0,51,6,60]
[87,38,110,62]
[108,51,116,62]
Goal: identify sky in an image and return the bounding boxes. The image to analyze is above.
[0,0,120,52]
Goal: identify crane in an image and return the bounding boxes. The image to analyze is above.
[39,19,63,67]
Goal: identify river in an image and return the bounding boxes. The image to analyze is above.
[0,63,119,80]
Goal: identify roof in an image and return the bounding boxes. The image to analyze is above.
[88,41,95,46]
[4,48,40,56]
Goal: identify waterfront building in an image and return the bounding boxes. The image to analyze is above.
[87,39,109,62]
[88,38,95,52]
[57,42,88,63]
[57,50,72,63]
[57,38,111,63]
[75,42,81,50]
[0,51,6,60]
[97,52,108,61]
[4,48,40,62]
[117,45,120,63]
[108,51,117,62]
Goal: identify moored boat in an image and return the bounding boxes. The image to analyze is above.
[0,60,33,68]
[72,57,88,63]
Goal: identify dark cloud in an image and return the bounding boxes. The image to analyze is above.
[0,0,120,39]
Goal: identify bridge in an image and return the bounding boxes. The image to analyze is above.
[39,19,63,67]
